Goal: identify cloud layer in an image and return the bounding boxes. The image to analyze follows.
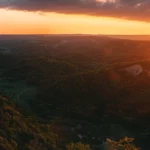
[0,0,150,22]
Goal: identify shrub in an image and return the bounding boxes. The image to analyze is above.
[66,142,91,150]
[107,137,140,150]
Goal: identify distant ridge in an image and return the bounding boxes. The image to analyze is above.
[106,35,150,41]
[0,34,150,41]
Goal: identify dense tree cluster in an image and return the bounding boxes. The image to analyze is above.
[1,35,150,149]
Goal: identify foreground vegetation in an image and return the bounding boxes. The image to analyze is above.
[0,96,140,150]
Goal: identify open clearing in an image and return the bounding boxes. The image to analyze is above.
[0,79,37,108]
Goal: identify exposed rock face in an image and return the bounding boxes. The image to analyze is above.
[120,64,143,76]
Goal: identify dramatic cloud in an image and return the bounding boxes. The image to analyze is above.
[0,0,150,22]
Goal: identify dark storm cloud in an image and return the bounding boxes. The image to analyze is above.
[0,0,150,22]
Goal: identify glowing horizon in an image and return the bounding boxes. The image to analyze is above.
[0,9,150,35]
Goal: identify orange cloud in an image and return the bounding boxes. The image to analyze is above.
[0,0,150,22]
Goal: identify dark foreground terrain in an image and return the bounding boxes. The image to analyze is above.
[0,35,150,150]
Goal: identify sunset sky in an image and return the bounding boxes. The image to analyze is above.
[0,0,150,35]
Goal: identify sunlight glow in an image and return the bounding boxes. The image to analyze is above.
[0,9,150,35]
[96,0,116,3]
